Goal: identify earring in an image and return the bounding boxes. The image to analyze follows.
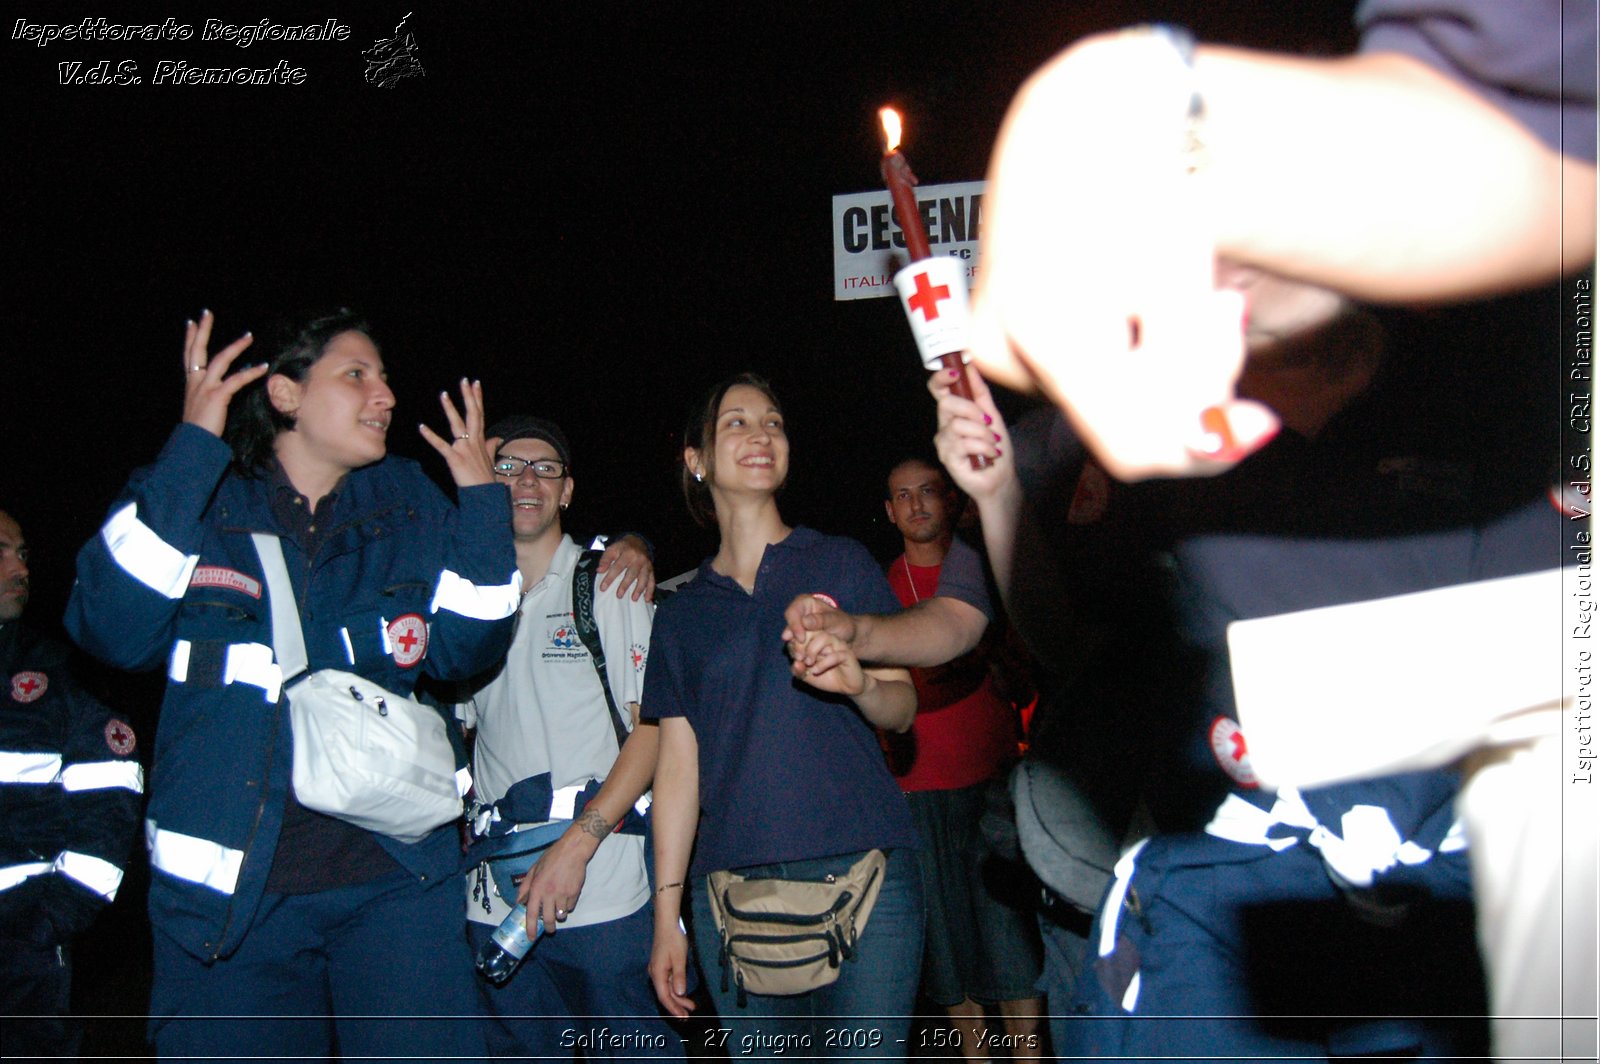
[694,472,704,483]
[559,503,568,511]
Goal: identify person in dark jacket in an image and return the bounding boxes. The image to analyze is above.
[67,310,522,1062]
[1,508,143,1059]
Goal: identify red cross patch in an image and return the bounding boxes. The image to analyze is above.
[629,643,647,673]
[11,671,47,703]
[104,718,136,756]
[387,613,428,668]
[1209,716,1258,789]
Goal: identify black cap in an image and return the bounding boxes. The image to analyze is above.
[487,415,572,471]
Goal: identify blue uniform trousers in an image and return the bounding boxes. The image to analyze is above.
[1061,836,1488,1062]
[150,868,488,1063]
[689,847,925,1060]
[467,900,683,1060]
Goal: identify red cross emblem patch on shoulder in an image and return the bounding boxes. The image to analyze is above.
[1209,716,1258,790]
[11,671,47,703]
[387,613,428,668]
[104,718,136,756]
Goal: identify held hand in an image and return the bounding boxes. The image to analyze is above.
[790,631,868,696]
[967,34,1279,480]
[928,367,1017,502]
[597,535,657,602]
[649,922,697,1019]
[181,309,267,439]
[418,378,498,487]
[780,594,857,670]
[514,828,593,935]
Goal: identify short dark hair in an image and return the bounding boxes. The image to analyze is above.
[681,372,783,528]
[223,309,375,475]
[884,455,952,499]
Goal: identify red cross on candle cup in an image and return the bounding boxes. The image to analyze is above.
[905,271,952,322]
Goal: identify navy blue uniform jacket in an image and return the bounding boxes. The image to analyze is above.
[66,424,518,962]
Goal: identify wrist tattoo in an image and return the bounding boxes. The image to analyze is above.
[577,808,611,841]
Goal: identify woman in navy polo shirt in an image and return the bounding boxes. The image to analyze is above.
[643,373,925,1056]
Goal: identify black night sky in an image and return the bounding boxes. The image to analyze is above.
[5,1,1363,614]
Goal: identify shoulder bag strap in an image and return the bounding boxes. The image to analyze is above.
[251,532,310,684]
[572,548,630,749]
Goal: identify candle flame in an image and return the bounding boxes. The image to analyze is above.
[879,107,902,154]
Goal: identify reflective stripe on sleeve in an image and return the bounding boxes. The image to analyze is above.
[0,861,52,893]
[146,819,243,895]
[168,639,192,682]
[61,760,145,794]
[221,642,281,703]
[548,783,589,821]
[1203,791,1312,852]
[0,751,63,784]
[102,502,200,599]
[1097,838,1150,960]
[1439,816,1469,854]
[1205,788,1437,888]
[56,850,124,900]
[1309,804,1433,889]
[430,569,523,621]
[170,640,282,703]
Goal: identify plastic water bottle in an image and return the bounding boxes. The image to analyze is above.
[475,904,543,985]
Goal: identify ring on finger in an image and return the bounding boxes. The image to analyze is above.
[188,365,203,373]
[455,434,472,441]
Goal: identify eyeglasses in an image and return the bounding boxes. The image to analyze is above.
[492,456,568,480]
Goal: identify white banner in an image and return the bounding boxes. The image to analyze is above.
[831,179,985,301]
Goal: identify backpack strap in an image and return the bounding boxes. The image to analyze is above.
[572,548,631,750]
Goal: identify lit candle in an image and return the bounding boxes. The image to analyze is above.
[879,108,933,262]
[879,107,988,467]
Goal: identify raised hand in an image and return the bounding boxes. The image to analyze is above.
[966,33,1279,480]
[928,367,1016,502]
[181,309,266,438]
[419,378,498,487]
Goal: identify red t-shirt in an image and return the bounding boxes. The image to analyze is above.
[884,554,1019,792]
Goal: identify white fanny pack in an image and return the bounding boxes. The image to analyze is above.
[254,534,464,845]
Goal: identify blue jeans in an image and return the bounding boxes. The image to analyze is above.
[468,901,684,1060]
[690,847,924,1060]
[150,869,488,1064]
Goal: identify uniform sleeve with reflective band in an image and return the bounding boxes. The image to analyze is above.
[0,655,144,941]
[67,423,234,672]
[51,671,143,934]
[420,480,520,681]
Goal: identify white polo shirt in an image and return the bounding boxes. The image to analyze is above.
[460,534,653,929]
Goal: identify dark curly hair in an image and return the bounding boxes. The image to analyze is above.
[223,309,376,475]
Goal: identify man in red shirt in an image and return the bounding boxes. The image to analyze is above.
[882,458,1044,1060]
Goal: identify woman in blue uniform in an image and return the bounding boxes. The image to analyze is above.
[643,373,924,1058]
[68,309,521,1062]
